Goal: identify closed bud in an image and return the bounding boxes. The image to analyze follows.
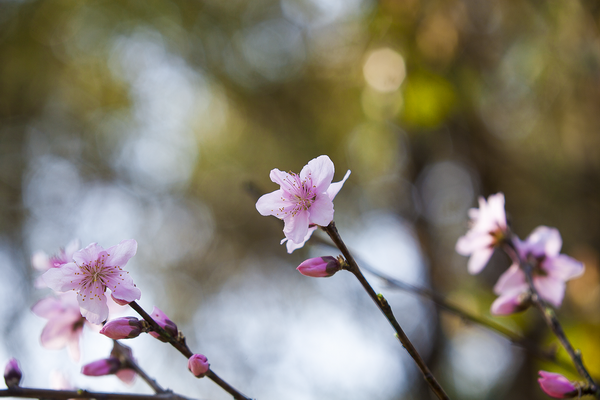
[188,354,209,378]
[82,358,121,377]
[100,317,143,340]
[4,358,22,388]
[538,371,579,398]
[149,307,178,341]
[297,256,341,278]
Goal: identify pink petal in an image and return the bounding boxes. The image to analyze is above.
[467,247,494,275]
[491,289,527,315]
[105,239,137,267]
[455,233,494,256]
[109,272,141,304]
[39,319,72,349]
[307,194,334,227]
[282,226,318,253]
[326,170,351,200]
[525,226,562,257]
[494,264,527,294]
[256,190,288,218]
[78,285,109,325]
[283,210,310,244]
[73,243,104,265]
[534,276,566,308]
[302,155,335,193]
[42,263,83,292]
[32,297,64,319]
[544,255,584,281]
[269,169,293,190]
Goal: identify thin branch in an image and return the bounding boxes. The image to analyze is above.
[112,341,166,394]
[0,387,190,400]
[502,240,599,397]
[128,302,253,400]
[322,222,450,400]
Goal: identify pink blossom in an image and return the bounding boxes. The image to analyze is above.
[297,256,342,278]
[188,354,209,378]
[31,293,86,361]
[456,193,508,274]
[4,358,22,388]
[256,155,350,252]
[42,240,141,325]
[148,306,178,341]
[493,226,584,310]
[538,371,578,398]
[32,239,81,288]
[100,317,143,340]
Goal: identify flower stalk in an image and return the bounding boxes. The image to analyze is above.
[322,221,450,400]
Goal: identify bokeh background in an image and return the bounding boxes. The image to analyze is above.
[1,0,600,399]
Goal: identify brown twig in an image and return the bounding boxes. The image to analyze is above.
[322,221,450,400]
[128,302,253,400]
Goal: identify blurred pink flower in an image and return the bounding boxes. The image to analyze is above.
[493,226,584,310]
[256,155,350,252]
[297,256,341,278]
[32,239,81,288]
[188,354,209,378]
[82,344,136,385]
[32,292,86,361]
[42,240,141,325]
[538,371,578,398]
[456,193,508,274]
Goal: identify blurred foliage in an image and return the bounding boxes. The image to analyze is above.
[2,0,600,399]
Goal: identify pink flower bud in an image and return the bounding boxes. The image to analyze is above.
[538,371,579,398]
[100,317,143,340]
[4,358,22,388]
[188,354,209,378]
[149,307,178,341]
[82,358,121,377]
[297,256,341,278]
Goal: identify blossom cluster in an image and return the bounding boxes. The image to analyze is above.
[455,193,584,315]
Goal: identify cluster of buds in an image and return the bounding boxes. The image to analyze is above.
[82,342,136,384]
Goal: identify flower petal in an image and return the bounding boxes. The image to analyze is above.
[494,264,527,295]
[307,194,334,227]
[42,263,83,292]
[73,243,104,265]
[534,276,566,308]
[78,284,109,325]
[282,226,318,253]
[31,297,64,319]
[283,210,310,244]
[105,239,137,268]
[302,155,335,193]
[109,272,141,303]
[326,170,351,200]
[256,190,288,218]
[544,255,584,281]
[467,247,494,275]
